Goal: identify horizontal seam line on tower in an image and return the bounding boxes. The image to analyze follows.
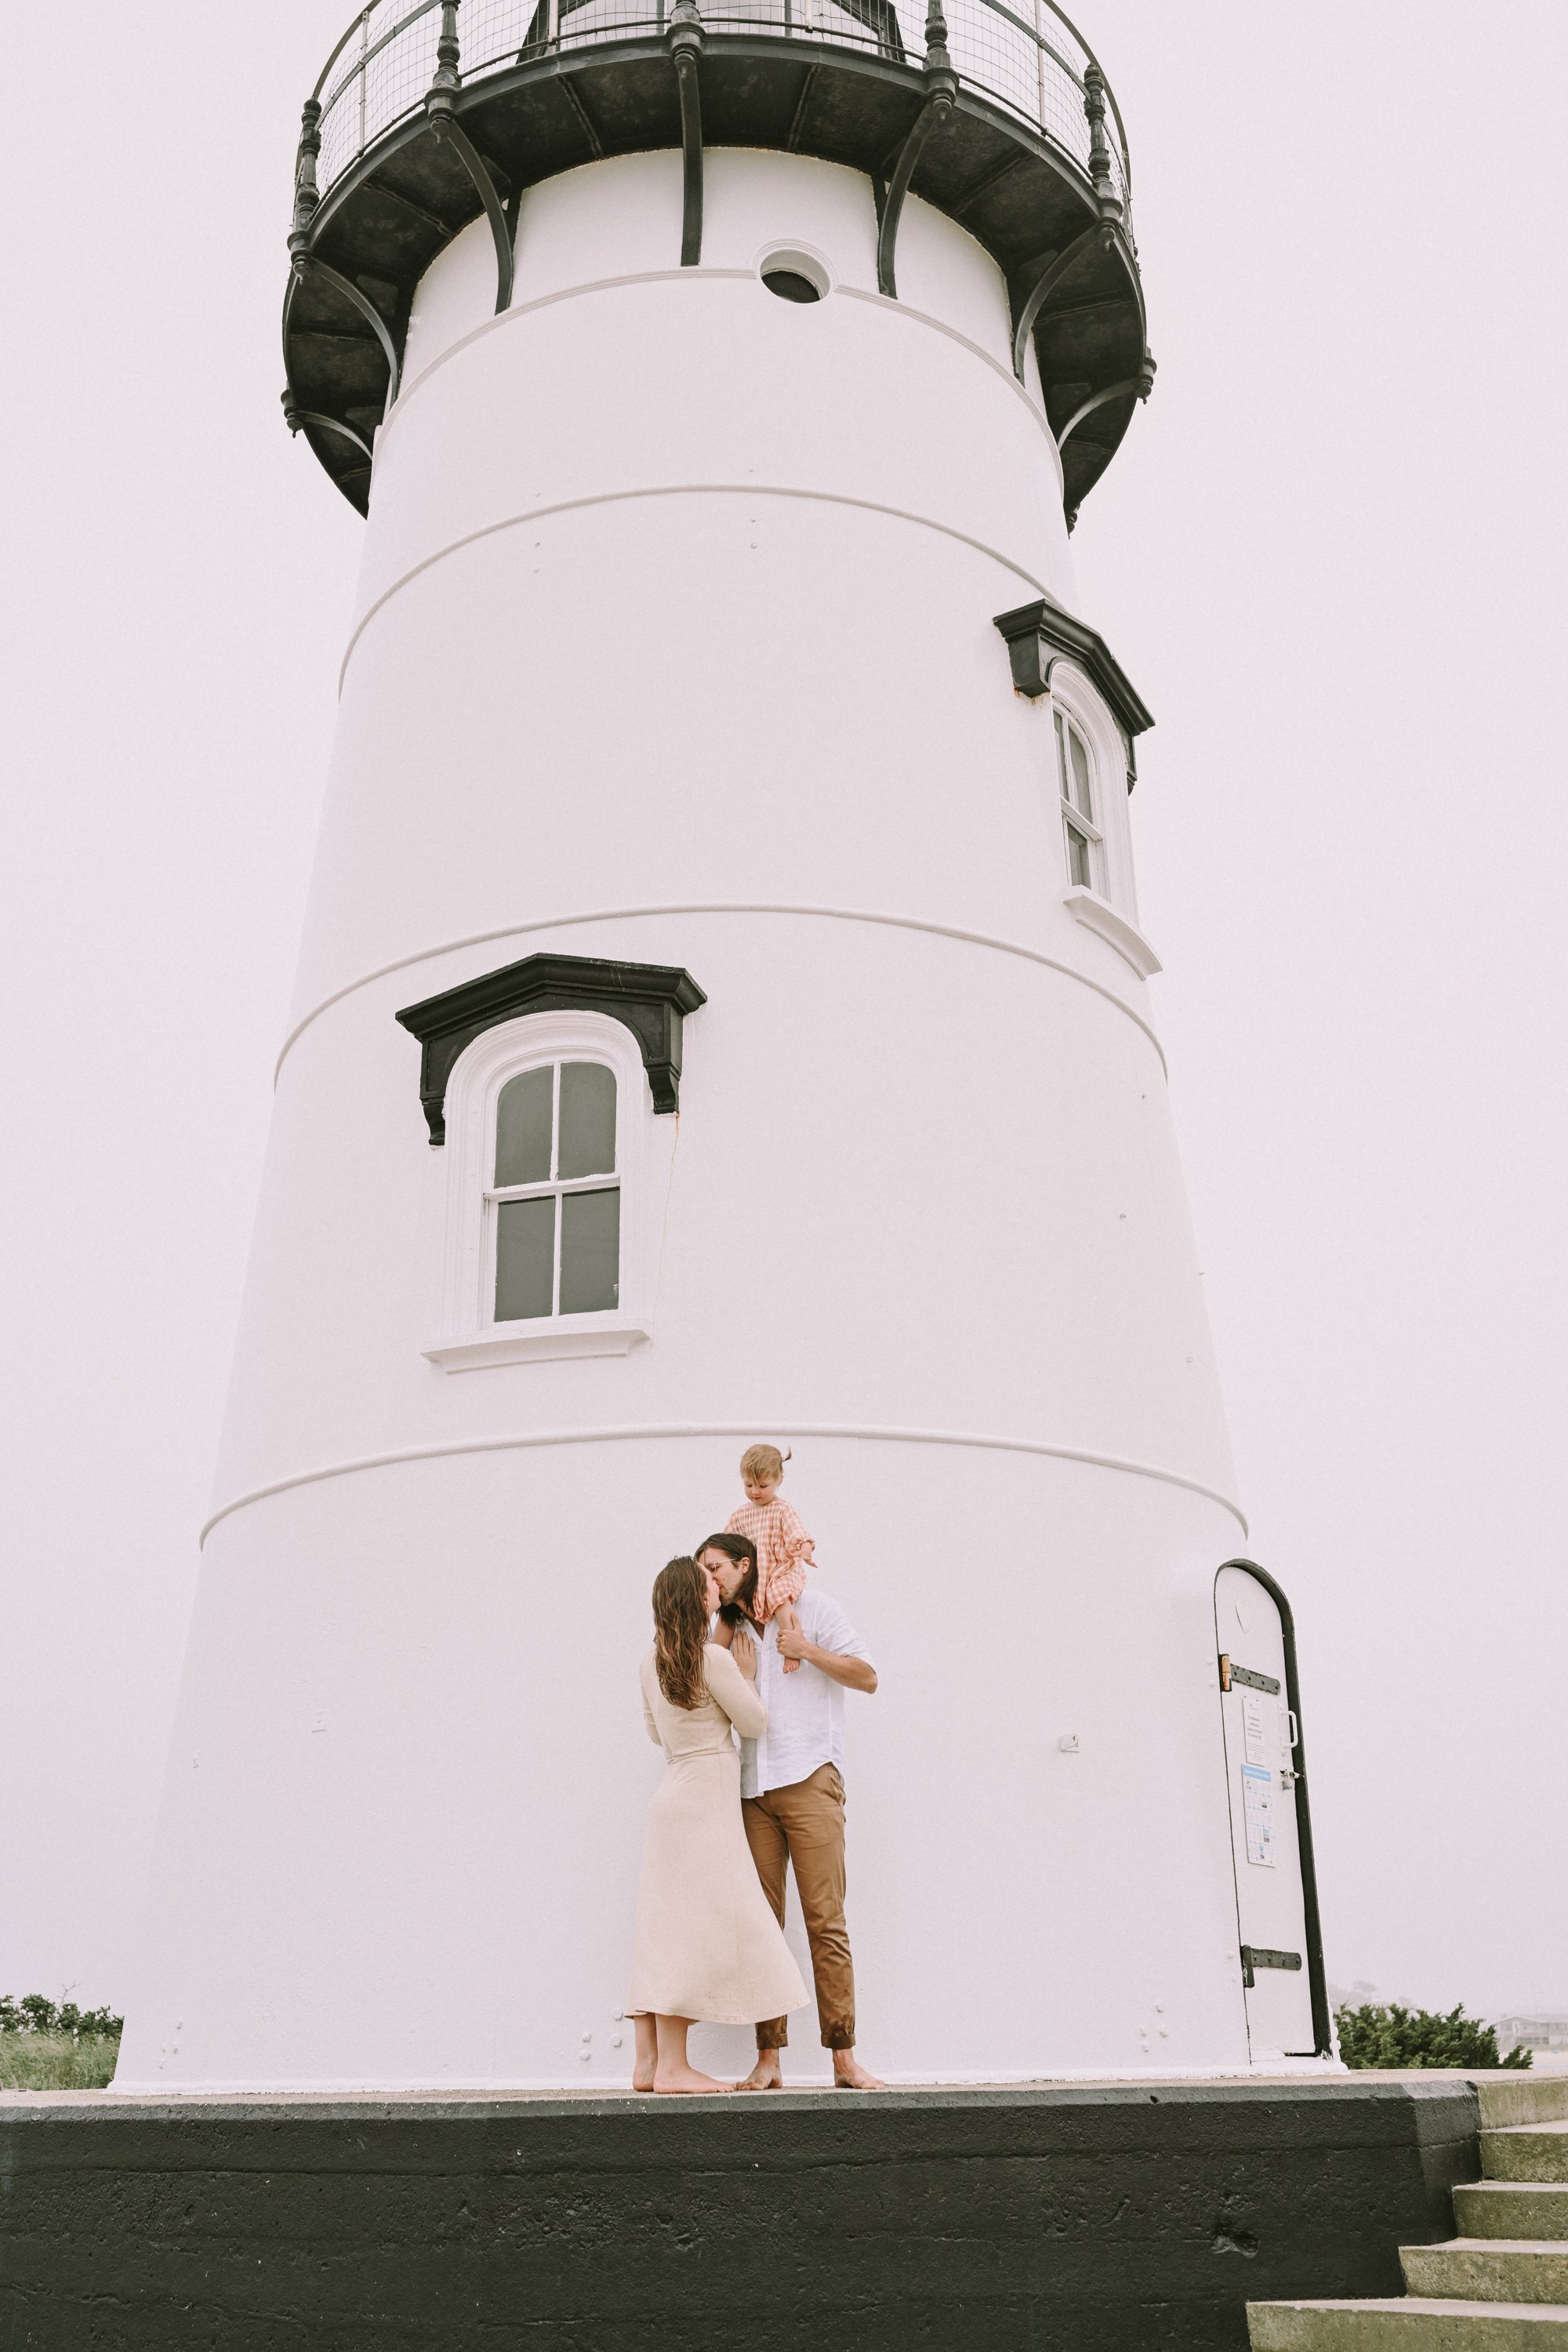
[339,486,1053,691]
[201,1425,1246,1548]
[379,267,1054,467]
[273,903,1167,1082]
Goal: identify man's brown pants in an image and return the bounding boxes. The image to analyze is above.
[742,1762,855,2050]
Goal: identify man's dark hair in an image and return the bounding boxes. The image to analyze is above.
[696,1530,758,1626]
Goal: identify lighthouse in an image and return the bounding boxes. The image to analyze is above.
[117,0,1327,2090]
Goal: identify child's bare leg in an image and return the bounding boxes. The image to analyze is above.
[776,1598,803,1672]
[631,2013,657,2092]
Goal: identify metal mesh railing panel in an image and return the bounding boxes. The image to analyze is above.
[463,0,532,65]
[554,0,669,54]
[310,0,1131,216]
[318,2,445,187]
[701,0,891,57]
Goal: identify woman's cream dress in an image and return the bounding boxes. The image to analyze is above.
[627,1643,808,2025]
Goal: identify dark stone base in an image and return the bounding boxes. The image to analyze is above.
[0,2076,1480,2350]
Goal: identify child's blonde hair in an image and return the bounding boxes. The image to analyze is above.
[740,1442,790,1485]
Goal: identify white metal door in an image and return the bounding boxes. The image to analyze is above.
[1214,1563,1316,2059]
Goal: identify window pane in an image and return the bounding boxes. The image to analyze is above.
[1069,725,1094,818]
[560,1186,620,1314]
[495,1067,553,1187]
[495,1195,556,1321]
[1054,710,1069,797]
[1066,822,1093,888]
[557,1062,616,1179]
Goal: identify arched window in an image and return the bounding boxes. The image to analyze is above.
[420,1007,677,1371]
[491,1060,619,1322]
[1055,706,1102,892]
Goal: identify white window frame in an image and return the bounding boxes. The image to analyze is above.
[1054,701,1105,895]
[422,1008,666,1370]
[1047,667,1162,981]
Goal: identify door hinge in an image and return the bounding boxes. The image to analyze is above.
[1218,1653,1281,1696]
[1240,1944,1302,1989]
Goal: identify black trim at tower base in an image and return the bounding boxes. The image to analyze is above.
[0,2077,1480,2350]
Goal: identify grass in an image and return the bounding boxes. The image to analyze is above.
[0,2031,122,2091]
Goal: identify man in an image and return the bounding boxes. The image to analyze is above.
[696,1530,884,2091]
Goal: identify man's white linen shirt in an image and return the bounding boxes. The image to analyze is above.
[736,1589,875,1800]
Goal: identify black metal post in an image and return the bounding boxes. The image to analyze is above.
[875,3,955,299]
[289,98,321,271]
[668,0,704,267]
[1083,60,1124,243]
[434,1,463,98]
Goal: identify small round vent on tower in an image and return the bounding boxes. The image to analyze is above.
[760,249,829,303]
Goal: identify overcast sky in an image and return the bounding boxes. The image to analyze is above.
[2,0,1563,2025]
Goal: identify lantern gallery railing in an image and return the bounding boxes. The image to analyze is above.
[310,0,1132,220]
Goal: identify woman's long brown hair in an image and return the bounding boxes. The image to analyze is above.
[652,1555,710,1711]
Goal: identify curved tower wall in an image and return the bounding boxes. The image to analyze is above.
[118,147,1252,2090]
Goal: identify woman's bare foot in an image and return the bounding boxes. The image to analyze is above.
[632,2060,656,2092]
[652,2065,731,2095]
[833,2051,887,2089]
[735,2053,785,2091]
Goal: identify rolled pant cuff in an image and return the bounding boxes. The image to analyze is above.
[756,2023,858,2053]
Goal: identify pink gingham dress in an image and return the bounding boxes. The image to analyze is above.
[724,1498,815,1625]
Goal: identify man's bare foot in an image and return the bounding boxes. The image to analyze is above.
[652,2065,731,2095]
[735,2053,785,2092]
[833,2052,886,2089]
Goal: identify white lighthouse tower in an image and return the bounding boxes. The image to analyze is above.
[118,0,1327,2091]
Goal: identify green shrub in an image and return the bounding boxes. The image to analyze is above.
[1335,2001,1530,2071]
[0,1994,123,2040]
[0,1994,124,2090]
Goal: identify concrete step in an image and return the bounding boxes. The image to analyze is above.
[1485,2125,1568,2184]
[1248,2299,1568,2347]
[1403,2245,1568,2305]
[1477,2082,1568,2131]
[1456,2188,1568,2243]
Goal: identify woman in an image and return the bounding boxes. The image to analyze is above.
[628,1555,808,2093]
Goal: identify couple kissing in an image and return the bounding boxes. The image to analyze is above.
[626,1464,883,2095]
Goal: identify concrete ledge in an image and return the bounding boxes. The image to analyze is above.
[0,2075,1484,2350]
[1486,2127,1568,2184]
[1473,2084,1568,2130]
[1402,2243,1568,2304]
[1249,2299,1568,2347]
[1456,2187,1568,2241]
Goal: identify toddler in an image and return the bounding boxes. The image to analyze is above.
[725,1443,815,1672]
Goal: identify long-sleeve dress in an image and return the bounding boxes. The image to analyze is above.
[627,1643,808,2026]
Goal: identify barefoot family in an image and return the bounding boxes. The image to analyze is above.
[626,1445,884,2096]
